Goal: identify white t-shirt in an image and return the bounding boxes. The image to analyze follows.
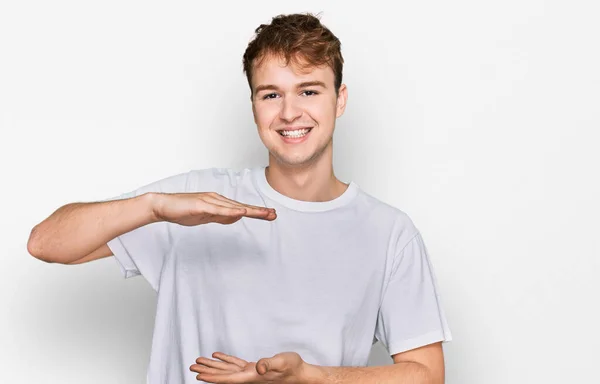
[105,166,452,384]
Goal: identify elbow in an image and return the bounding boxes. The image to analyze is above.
[27,225,54,263]
[27,226,41,257]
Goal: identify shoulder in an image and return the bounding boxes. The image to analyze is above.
[356,188,420,249]
[357,188,418,231]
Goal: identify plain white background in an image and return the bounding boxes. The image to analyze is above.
[1,0,598,382]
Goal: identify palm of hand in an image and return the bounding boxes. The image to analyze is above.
[192,351,305,383]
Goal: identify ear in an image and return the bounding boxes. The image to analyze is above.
[335,84,348,118]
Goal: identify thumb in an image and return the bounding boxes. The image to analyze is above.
[256,358,275,375]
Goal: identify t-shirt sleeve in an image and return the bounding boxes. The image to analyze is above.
[374,231,453,356]
[101,171,191,292]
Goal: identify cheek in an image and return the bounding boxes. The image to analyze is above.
[254,104,279,127]
[306,103,335,122]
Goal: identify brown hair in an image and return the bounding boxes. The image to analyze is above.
[242,13,344,98]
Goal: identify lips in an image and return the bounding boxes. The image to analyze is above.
[277,127,313,143]
[276,126,313,134]
[277,128,313,136]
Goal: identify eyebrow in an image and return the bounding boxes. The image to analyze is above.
[254,81,328,94]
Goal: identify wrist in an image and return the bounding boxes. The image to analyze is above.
[302,362,326,384]
[145,192,163,223]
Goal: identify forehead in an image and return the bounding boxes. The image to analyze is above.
[251,54,334,89]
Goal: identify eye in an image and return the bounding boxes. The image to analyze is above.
[302,90,319,96]
[262,93,278,100]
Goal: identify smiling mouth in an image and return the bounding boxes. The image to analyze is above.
[277,127,313,138]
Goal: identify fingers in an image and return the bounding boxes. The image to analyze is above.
[190,352,247,377]
[189,363,226,376]
[206,193,275,213]
[212,352,248,367]
[201,196,247,212]
[199,202,276,222]
[201,195,276,221]
[200,198,248,216]
[194,357,234,371]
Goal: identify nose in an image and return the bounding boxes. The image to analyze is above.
[279,96,302,122]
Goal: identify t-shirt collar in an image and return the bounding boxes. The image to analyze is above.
[251,166,359,212]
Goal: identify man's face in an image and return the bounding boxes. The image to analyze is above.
[250,54,347,168]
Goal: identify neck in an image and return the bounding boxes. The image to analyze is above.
[266,148,348,203]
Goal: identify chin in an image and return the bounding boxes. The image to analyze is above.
[270,149,322,168]
[264,136,332,167]
[274,155,312,167]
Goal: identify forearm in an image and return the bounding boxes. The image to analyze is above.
[28,192,159,263]
[304,361,437,384]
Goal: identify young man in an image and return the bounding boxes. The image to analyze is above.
[28,13,452,384]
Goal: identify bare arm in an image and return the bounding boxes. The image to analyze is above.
[306,342,445,384]
[27,191,276,265]
[27,193,158,264]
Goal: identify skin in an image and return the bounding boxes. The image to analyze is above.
[189,342,445,383]
[190,53,352,382]
[190,351,308,383]
[250,53,349,203]
[189,53,446,383]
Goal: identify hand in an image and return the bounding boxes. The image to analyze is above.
[150,192,277,226]
[189,351,310,383]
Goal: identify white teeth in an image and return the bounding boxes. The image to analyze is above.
[280,128,311,138]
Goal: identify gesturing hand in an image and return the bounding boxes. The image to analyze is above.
[151,192,277,226]
[189,351,311,383]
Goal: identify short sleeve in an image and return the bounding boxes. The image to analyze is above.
[374,231,453,356]
[102,171,191,292]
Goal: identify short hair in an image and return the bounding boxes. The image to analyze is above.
[242,13,344,98]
